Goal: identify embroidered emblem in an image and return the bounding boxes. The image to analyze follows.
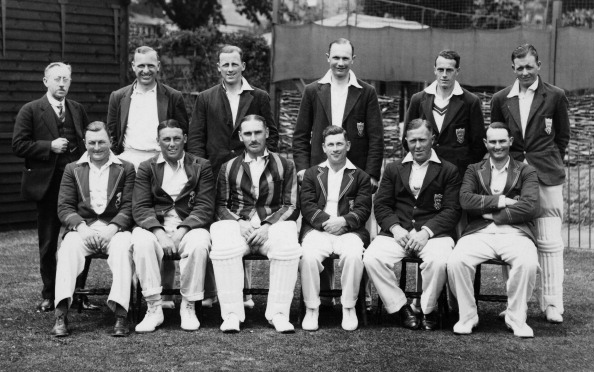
[455,128,465,144]
[545,118,553,135]
[188,191,196,208]
[115,192,122,209]
[349,199,355,211]
[434,194,443,210]
[357,122,365,137]
[514,195,520,201]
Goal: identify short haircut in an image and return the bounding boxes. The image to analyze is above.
[157,119,187,136]
[511,43,539,63]
[219,45,243,61]
[435,50,460,69]
[328,38,354,55]
[44,62,71,77]
[135,45,159,60]
[85,121,111,138]
[322,125,349,142]
[405,118,434,136]
[239,114,266,132]
[486,121,511,137]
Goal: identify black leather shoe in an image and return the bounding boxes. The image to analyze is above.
[51,315,69,337]
[112,316,130,337]
[421,312,438,331]
[38,298,54,312]
[399,305,420,330]
[74,294,101,311]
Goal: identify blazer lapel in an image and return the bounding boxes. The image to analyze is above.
[73,164,91,205]
[440,95,463,135]
[106,163,124,204]
[397,162,413,196]
[178,157,200,199]
[156,82,168,122]
[65,99,83,139]
[418,162,440,196]
[502,158,521,195]
[342,86,361,124]
[152,161,166,194]
[477,161,492,195]
[316,84,332,125]
[420,94,439,134]
[526,87,545,131]
[505,97,523,136]
[316,166,328,201]
[40,97,60,138]
[218,85,234,131]
[120,87,132,136]
[338,169,355,200]
[234,91,254,132]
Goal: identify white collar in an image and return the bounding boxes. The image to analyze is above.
[132,81,157,94]
[222,77,254,93]
[424,80,463,97]
[77,150,122,166]
[244,149,269,163]
[320,158,357,171]
[507,77,539,98]
[318,70,362,89]
[489,157,511,172]
[157,152,185,169]
[402,149,441,165]
[46,92,66,107]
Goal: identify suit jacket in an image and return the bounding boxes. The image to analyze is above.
[12,95,88,201]
[216,151,299,224]
[490,77,570,186]
[187,82,279,175]
[374,157,461,240]
[460,157,539,242]
[293,79,384,180]
[107,81,188,154]
[57,157,136,231]
[299,164,372,246]
[403,87,486,176]
[133,152,215,231]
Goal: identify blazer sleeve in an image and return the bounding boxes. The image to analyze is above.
[468,95,487,163]
[422,165,462,236]
[12,103,52,161]
[374,164,401,232]
[293,87,314,172]
[364,87,384,180]
[401,93,421,152]
[187,93,207,158]
[180,160,215,229]
[553,91,570,158]
[263,159,299,224]
[492,166,540,225]
[107,91,119,148]
[57,163,83,229]
[343,171,372,229]
[110,162,136,230]
[132,161,161,230]
[215,163,241,221]
[299,168,330,230]
[459,165,502,217]
[259,91,279,153]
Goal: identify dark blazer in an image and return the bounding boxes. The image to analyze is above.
[293,79,384,180]
[404,87,486,176]
[133,152,215,231]
[12,95,88,201]
[187,82,279,175]
[374,157,461,240]
[459,156,539,242]
[490,77,570,186]
[107,81,188,154]
[299,164,372,246]
[57,156,136,231]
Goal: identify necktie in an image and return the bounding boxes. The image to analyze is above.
[58,104,65,123]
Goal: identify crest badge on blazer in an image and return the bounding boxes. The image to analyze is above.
[434,193,443,210]
[357,122,365,137]
[545,118,553,135]
[115,192,122,209]
[188,191,196,208]
[455,128,465,144]
[348,199,355,211]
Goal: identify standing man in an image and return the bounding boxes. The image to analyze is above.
[299,126,372,331]
[210,115,301,334]
[491,44,570,323]
[51,121,136,337]
[448,122,540,338]
[404,50,486,177]
[363,119,461,331]
[12,62,89,311]
[132,119,214,333]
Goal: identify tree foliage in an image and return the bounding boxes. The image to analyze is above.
[148,0,225,29]
[232,0,272,25]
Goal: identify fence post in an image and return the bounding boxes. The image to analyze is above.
[270,0,281,128]
[551,1,562,85]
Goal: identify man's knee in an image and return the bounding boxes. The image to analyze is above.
[181,229,211,259]
[210,220,245,259]
[268,221,301,260]
[132,227,157,257]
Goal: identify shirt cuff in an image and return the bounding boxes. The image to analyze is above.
[74,221,86,231]
[421,226,434,238]
[498,195,506,209]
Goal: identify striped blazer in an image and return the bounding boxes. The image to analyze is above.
[215,151,299,224]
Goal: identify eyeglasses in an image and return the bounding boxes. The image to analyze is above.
[52,77,71,83]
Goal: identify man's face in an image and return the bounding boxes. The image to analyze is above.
[158,127,186,163]
[239,119,268,157]
[512,54,540,90]
[85,128,111,165]
[434,56,459,91]
[406,125,434,164]
[326,43,355,80]
[43,65,71,101]
[218,51,245,86]
[132,52,160,87]
[484,128,513,163]
[322,133,350,166]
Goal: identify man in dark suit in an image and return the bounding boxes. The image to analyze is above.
[491,44,570,323]
[448,122,540,338]
[51,121,136,337]
[12,62,89,311]
[404,50,486,177]
[299,125,372,332]
[363,119,461,331]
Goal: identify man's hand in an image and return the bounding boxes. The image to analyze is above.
[238,220,255,242]
[154,228,176,259]
[96,224,119,252]
[297,169,306,185]
[390,225,410,247]
[370,176,379,194]
[171,226,190,257]
[504,197,518,206]
[482,213,494,220]
[322,216,348,235]
[405,229,430,253]
[78,223,101,252]
[248,223,270,248]
[51,138,69,154]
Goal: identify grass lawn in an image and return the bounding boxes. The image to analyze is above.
[1,229,593,371]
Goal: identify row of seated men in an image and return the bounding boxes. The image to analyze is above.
[49,114,539,340]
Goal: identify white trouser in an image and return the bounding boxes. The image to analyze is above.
[210,220,302,322]
[364,235,453,314]
[132,227,210,303]
[448,231,538,325]
[300,230,364,309]
[54,225,133,312]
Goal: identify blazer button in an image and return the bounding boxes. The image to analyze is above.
[435,144,440,147]
[411,219,416,223]
[231,150,235,154]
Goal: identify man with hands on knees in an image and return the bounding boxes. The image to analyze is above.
[132,119,215,333]
[363,119,461,331]
[51,121,135,337]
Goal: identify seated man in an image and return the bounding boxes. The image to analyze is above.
[51,121,135,337]
[448,122,540,338]
[132,119,214,333]
[210,114,301,334]
[299,125,372,331]
[363,119,461,330]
